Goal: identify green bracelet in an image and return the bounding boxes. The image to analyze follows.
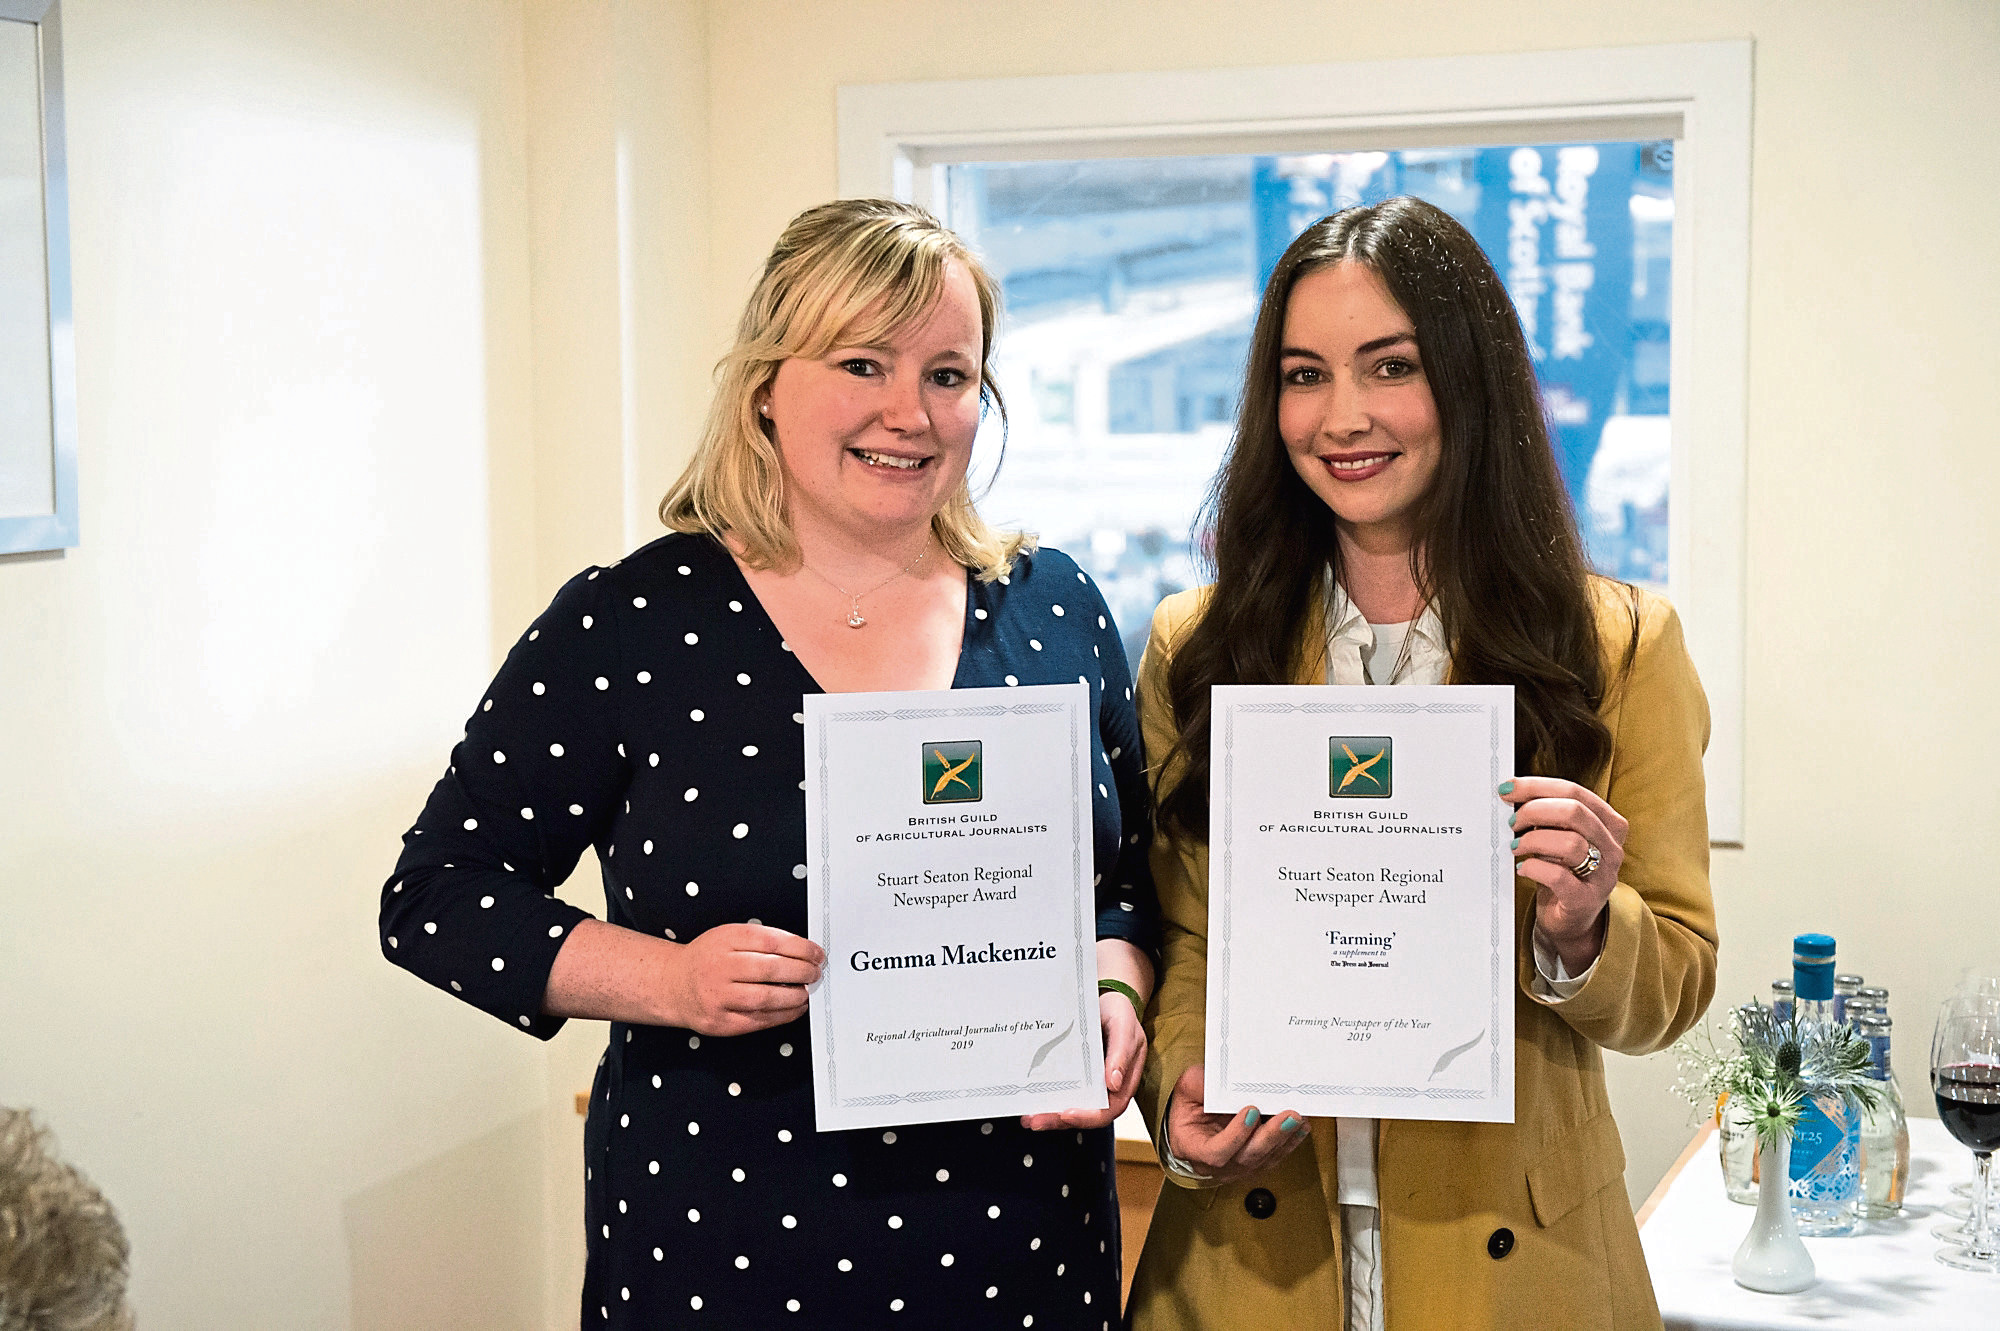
[1097,978,1145,1018]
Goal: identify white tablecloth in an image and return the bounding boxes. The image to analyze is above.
[1641,1116,1995,1330]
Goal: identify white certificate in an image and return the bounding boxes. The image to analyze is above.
[803,682,1107,1132]
[1206,685,1516,1122]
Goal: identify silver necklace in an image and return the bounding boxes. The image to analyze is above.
[802,545,931,628]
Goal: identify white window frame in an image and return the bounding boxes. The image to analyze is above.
[838,41,1751,845]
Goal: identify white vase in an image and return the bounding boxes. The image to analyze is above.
[1733,1134,1816,1293]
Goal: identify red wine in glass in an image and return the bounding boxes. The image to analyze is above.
[1934,1063,2000,1153]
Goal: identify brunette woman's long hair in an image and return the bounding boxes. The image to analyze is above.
[1156,196,1638,839]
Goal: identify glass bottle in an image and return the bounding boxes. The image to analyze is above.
[1771,978,1795,1024]
[1854,985,1890,1019]
[1789,933,1863,1235]
[1854,1013,1909,1217]
[1834,973,1864,1023]
[1720,1003,1760,1203]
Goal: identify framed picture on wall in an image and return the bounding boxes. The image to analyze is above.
[0,0,75,554]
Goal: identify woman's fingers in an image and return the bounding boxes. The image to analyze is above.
[1501,777,1629,845]
[1233,1112,1313,1173]
[733,950,822,987]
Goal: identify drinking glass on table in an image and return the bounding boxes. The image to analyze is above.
[1931,990,2000,1272]
[1949,969,2000,1206]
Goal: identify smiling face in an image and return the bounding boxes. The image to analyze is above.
[1277,262,1442,552]
[761,258,985,548]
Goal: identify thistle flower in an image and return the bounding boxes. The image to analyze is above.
[1668,999,1882,1147]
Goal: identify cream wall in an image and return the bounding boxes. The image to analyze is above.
[0,0,555,1325]
[693,0,2000,1207]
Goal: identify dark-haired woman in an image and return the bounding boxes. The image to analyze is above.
[1124,197,1715,1331]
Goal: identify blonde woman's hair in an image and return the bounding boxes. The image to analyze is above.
[659,198,1032,581]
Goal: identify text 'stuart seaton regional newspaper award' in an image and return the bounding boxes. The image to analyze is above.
[1205,684,1517,1122]
[803,682,1106,1132]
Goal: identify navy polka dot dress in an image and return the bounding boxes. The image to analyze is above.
[380,532,1160,1328]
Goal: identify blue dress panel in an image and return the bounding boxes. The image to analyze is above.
[380,531,1160,1328]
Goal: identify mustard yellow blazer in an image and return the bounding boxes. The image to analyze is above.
[1128,580,1716,1331]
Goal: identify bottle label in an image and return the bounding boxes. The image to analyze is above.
[1789,1092,1860,1202]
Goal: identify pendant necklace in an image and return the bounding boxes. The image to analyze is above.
[802,544,931,628]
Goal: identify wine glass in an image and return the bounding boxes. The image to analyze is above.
[1932,991,2000,1272]
[1949,970,2000,1204]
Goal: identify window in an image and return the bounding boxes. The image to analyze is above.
[841,42,1750,840]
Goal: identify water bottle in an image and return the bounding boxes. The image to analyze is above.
[1854,1011,1909,1217]
[1719,1003,1760,1204]
[1788,933,1862,1235]
[1833,973,1864,1024]
[1770,978,1795,1024]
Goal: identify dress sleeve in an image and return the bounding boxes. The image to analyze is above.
[1080,576,1161,962]
[379,566,633,1037]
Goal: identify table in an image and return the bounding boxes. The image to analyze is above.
[1640,1116,1995,1329]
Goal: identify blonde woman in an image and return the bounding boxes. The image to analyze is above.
[380,199,1158,1327]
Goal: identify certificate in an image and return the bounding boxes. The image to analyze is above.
[803,682,1107,1131]
[1205,685,1516,1122]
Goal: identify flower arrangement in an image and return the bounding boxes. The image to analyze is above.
[1672,1002,1882,1152]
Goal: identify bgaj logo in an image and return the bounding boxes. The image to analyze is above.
[1329,737,1393,798]
[922,740,982,805]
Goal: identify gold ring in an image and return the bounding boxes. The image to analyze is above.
[1572,844,1602,879]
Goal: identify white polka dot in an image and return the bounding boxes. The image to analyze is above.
[936,1169,949,1182]
[1110,746,1122,760]
[619,1114,629,1127]
[792,712,804,723]
[838,1258,853,1271]
[999,574,1011,585]
[652,1074,663,1088]
[787,1299,800,1312]
[493,750,507,764]
[1081,675,1090,685]
[742,745,759,756]
[689,1035,701,1048]
[491,957,505,971]
[520,806,534,820]
[582,615,594,630]
[1062,1185,1070,1197]
[633,597,647,609]
[678,564,691,575]
[687,1121,700,1135]
[981,1122,993,1134]
[778,1129,792,1142]
[986,1286,998,1298]
[780,1042,793,1056]
[619,1286,627,1299]
[1099,783,1108,797]
[888,1215,903,1229]
[734,1255,748,1269]
[1024,1318,1033,1327]
[792,864,807,879]
[549,925,565,938]
[1004,675,1018,686]
[595,676,609,690]
[883,1131,898,1144]
[940,1253,954,1267]
[463,818,479,831]
[1031,1237,1041,1249]
[687,1208,699,1221]
[728,1082,741,1097]
[732,823,748,839]
[833,1173,847,1187]
[1022,1154,1033,1167]
[689,1295,702,1310]
[782,1214,797,1228]
[691,709,705,721]
[1098,615,1107,628]
[423,922,436,935]
[482,700,493,711]
[733,1168,745,1182]
[686,882,699,896]
[974,608,988,620]
[988,1204,1001,1218]
[1030,639,1042,650]
[654,1246,664,1259]
[569,803,584,815]
[729,599,743,611]
[387,936,398,948]
[648,752,660,767]
[450,980,462,991]
[664,928,677,940]
[781,640,793,653]
[644,839,654,854]
[1057,1263,1065,1275]
[636,671,651,684]
[619,1200,628,1213]
[532,682,545,695]
[684,632,698,645]
[1085,1292,1093,1305]
[891,1300,904,1313]
[1052,605,1065,616]
[736,673,752,685]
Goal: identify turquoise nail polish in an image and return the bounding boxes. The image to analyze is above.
[1244,1108,1261,1128]
[1498,780,1516,795]
[1507,812,1517,827]
[1511,837,1520,849]
[1279,1116,1301,1133]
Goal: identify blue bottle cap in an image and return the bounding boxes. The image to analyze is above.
[1793,933,1836,958]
